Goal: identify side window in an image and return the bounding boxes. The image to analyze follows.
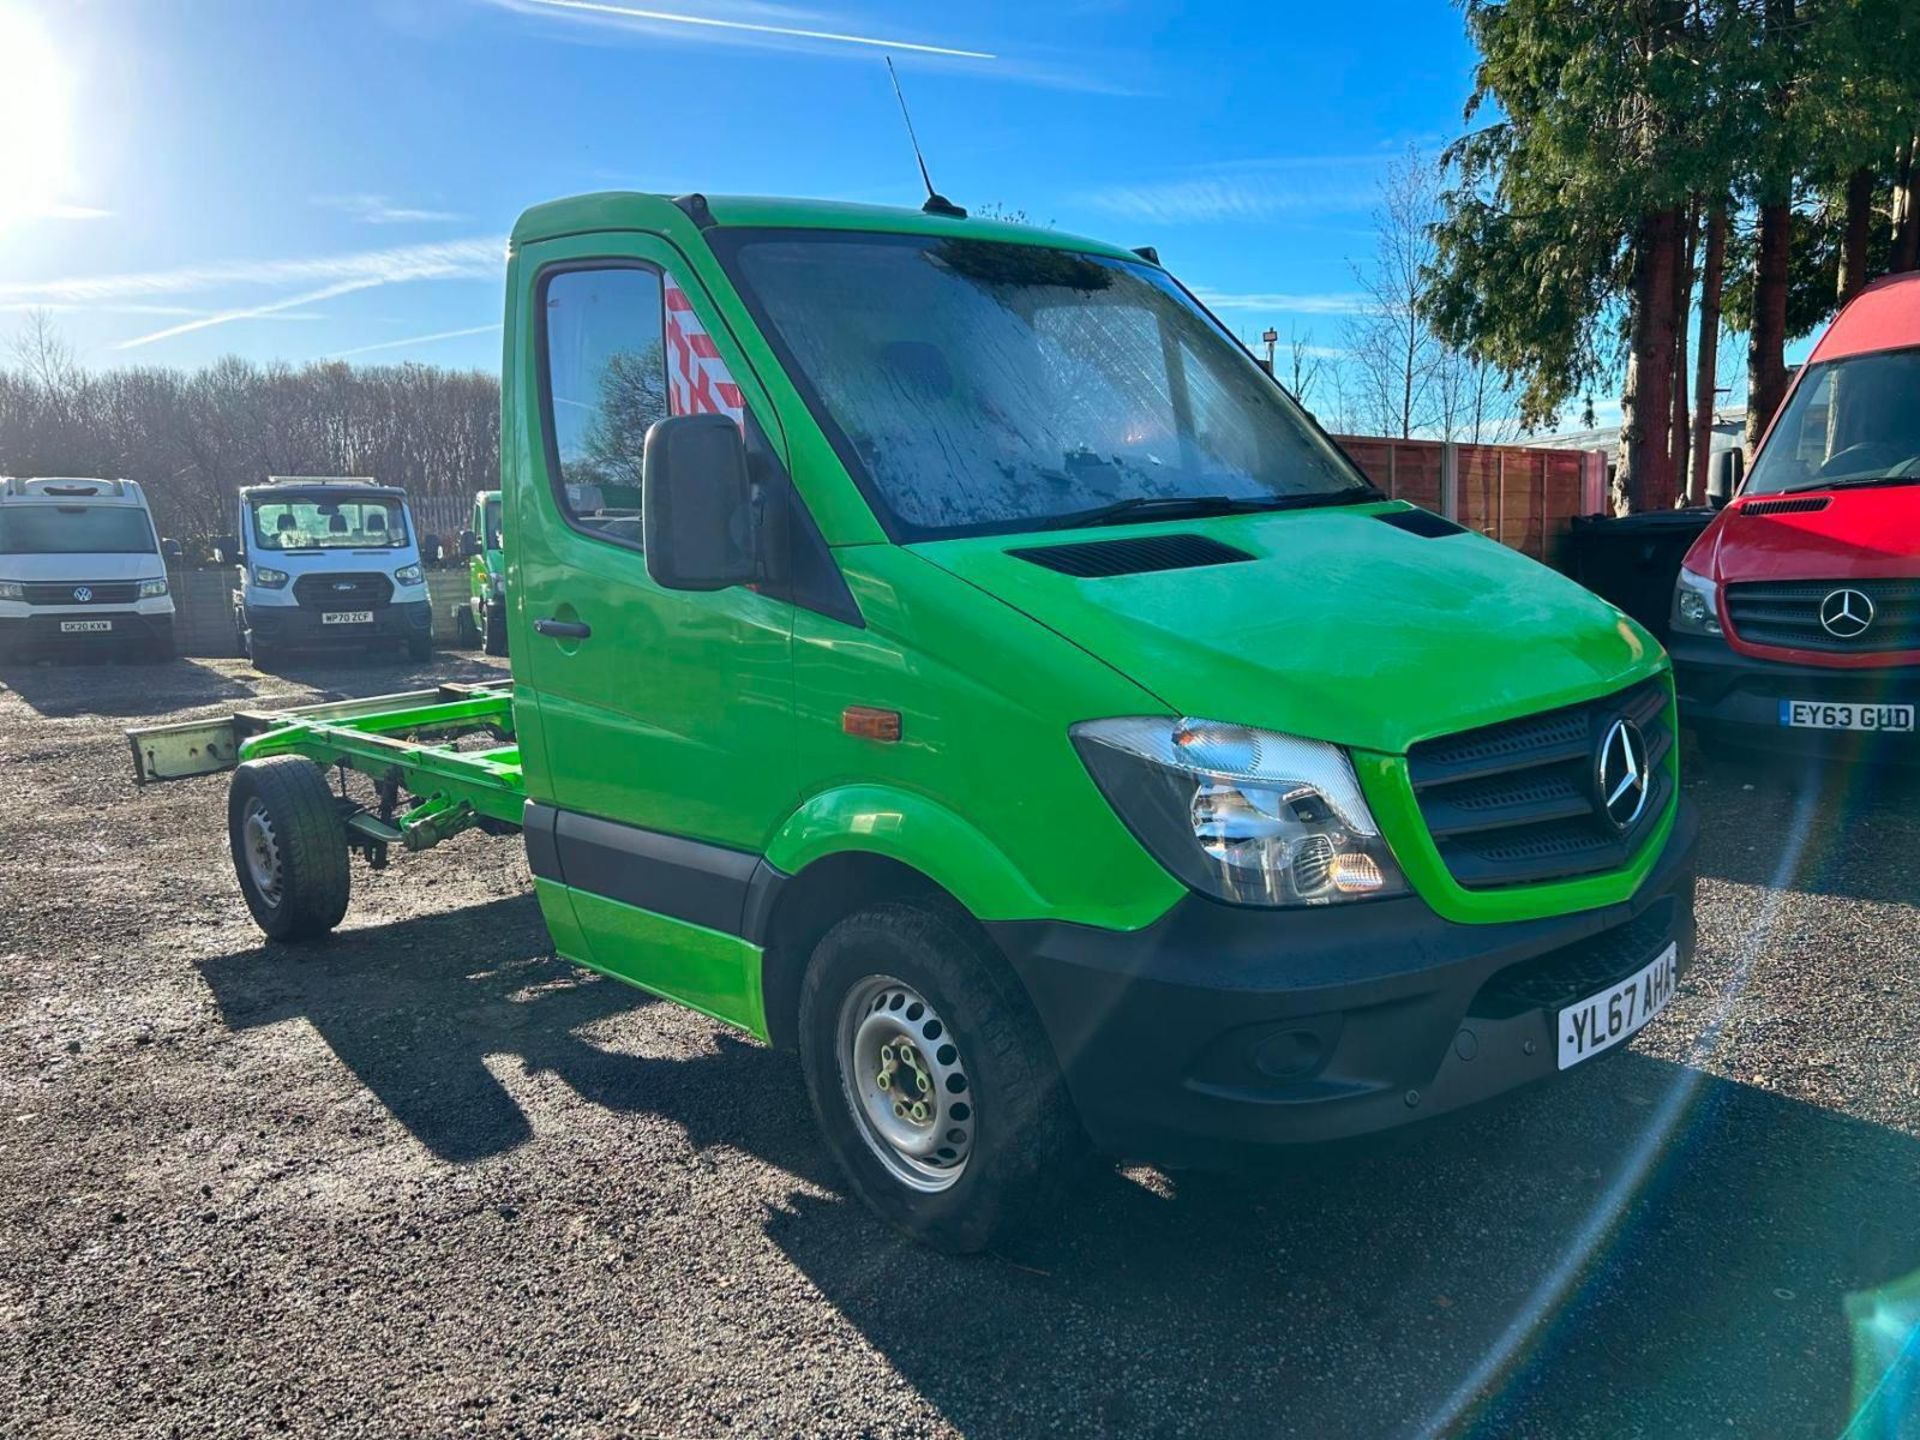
[541,266,668,548]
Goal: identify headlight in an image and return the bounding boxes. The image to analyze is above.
[252,565,289,589]
[1671,566,1721,637]
[1073,717,1408,907]
[137,578,169,599]
[394,563,424,587]
[0,580,22,601]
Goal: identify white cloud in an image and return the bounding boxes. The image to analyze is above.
[0,236,504,307]
[487,0,994,58]
[316,194,468,225]
[1191,286,1374,317]
[1078,155,1383,226]
[326,323,502,359]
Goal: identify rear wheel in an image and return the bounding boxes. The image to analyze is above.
[227,756,350,941]
[798,901,1081,1254]
[483,602,508,657]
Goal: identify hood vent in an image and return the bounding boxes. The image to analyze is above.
[1740,496,1831,517]
[1011,532,1254,578]
[1375,507,1466,538]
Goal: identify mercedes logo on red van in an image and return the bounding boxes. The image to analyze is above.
[1818,588,1874,639]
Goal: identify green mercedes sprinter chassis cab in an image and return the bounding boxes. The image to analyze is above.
[129,193,1697,1252]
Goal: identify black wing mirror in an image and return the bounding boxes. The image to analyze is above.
[642,413,754,591]
[160,537,184,561]
[215,534,240,563]
[1706,448,1744,509]
[459,528,481,558]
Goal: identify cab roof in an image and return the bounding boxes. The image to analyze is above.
[0,476,145,504]
[1810,271,1920,364]
[509,191,1143,266]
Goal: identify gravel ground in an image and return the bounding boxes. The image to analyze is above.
[1,652,1917,1439]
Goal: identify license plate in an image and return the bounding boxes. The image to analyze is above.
[59,620,113,633]
[321,610,374,625]
[1779,700,1915,732]
[1557,943,1678,1071]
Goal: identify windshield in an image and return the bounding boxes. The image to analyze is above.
[249,492,410,550]
[0,505,157,555]
[717,230,1372,539]
[1746,346,1920,494]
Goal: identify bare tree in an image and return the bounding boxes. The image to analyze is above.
[1344,145,1443,438]
[1282,324,1327,414]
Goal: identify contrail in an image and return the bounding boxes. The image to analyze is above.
[514,0,995,59]
[327,323,502,360]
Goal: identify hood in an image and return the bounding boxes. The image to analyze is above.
[1694,487,1920,584]
[911,504,1660,755]
[0,551,166,583]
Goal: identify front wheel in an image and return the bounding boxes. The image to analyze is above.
[227,756,350,941]
[453,602,480,648]
[406,629,432,662]
[483,602,508,657]
[798,901,1082,1254]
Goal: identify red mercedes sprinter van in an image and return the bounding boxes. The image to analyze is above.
[1670,273,1919,755]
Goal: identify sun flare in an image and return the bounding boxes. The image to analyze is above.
[0,5,76,229]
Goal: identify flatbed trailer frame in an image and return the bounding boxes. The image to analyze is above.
[128,681,524,860]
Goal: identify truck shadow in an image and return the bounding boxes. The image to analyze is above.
[0,655,258,717]
[195,895,1920,1438]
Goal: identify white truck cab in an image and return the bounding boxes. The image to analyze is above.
[229,476,433,668]
[0,476,177,662]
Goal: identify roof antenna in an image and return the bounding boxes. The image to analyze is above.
[886,56,966,219]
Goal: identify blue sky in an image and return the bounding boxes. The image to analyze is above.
[0,0,1479,377]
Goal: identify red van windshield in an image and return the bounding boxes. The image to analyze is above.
[1746,346,1920,495]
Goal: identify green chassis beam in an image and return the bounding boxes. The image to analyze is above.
[128,682,527,838]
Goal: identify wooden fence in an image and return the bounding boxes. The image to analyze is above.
[1334,437,1608,570]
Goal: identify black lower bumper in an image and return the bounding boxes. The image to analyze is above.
[990,800,1698,1166]
[1671,633,1919,758]
[0,612,174,658]
[245,599,431,651]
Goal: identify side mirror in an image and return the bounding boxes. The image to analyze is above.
[459,529,481,558]
[421,533,444,566]
[160,537,184,561]
[643,413,754,591]
[1707,448,1744,509]
[215,534,240,563]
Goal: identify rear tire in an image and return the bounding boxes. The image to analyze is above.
[797,901,1082,1254]
[483,602,508,657]
[228,756,350,941]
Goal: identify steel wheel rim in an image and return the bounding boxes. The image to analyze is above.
[241,798,283,906]
[836,975,975,1193]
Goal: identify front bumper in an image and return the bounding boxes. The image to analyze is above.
[1671,633,1919,756]
[990,799,1698,1166]
[0,610,175,657]
[245,598,431,650]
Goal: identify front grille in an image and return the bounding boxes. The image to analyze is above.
[1471,901,1677,1018]
[20,580,139,605]
[292,572,392,610]
[1724,579,1920,654]
[1408,677,1672,890]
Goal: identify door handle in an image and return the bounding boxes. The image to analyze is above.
[533,617,591,639]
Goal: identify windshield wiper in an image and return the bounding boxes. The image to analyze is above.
[1782,472,1920,495]
[1038,487,1377,531]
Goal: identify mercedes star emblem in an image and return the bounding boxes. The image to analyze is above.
[1818,588,1874,640]
[1596,717,1651,831]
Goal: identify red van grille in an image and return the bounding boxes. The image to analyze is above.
[1724,579,1920,654]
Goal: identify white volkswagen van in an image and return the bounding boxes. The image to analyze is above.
[228,476,433,668]
[0,476,177,662]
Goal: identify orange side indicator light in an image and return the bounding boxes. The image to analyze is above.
[843,706,903,742]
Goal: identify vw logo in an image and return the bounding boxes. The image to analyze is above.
[1818,587,1875,639]
[72,586,91,603]
[1596,717,1651,832]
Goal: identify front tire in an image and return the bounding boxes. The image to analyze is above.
[227,756,350,941]
[797,901,1081,1254]
[483,602,508,657]
[406,629,432,662]
[454,602,480,649]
